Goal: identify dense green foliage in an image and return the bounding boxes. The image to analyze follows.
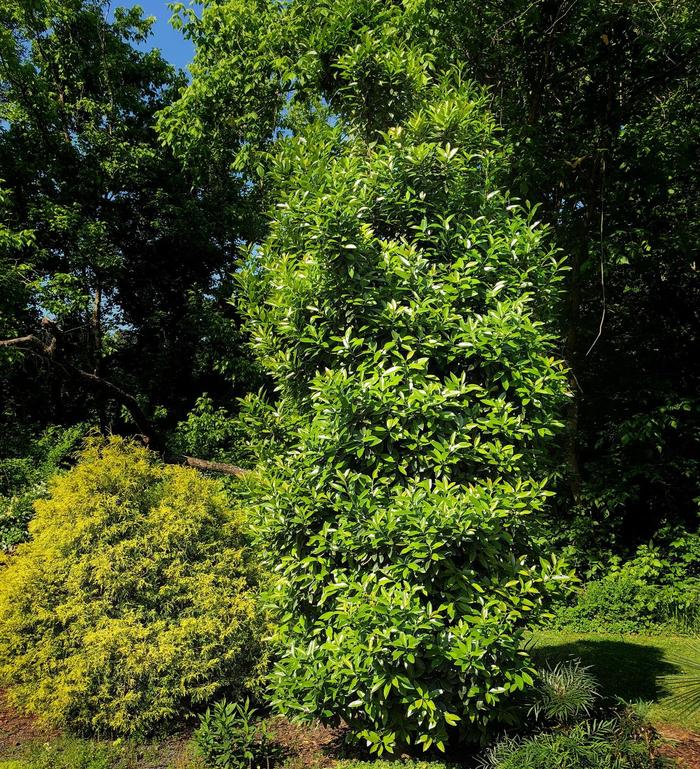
[0,0,262,449]
[552,534,700,634]
[0,439,266,736]
[2,0,697,569]
[163,0,700,562]
[0,423,88,550]
[0,0,698,759]
[239,69,570,751]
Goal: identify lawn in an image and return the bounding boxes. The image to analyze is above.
[532,631,700,732]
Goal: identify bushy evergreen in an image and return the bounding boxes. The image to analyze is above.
[240,74,570,752]
[0,439,266,736]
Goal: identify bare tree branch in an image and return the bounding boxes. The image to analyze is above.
[178,455,248,478]
[0,334,40,348]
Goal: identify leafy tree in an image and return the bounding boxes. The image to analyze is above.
[423,0,700,554]
[0,0,262,451]
[165,0,700,558]
[238,71,569,751]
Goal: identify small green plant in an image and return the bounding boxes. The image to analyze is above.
[529,659,600,724]
[658,640,700,718]
[195,699,279,769]
[478,715,659,769]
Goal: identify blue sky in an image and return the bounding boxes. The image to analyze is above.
[123,0,195,71]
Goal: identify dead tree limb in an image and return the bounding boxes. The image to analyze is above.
[178,455,249,478]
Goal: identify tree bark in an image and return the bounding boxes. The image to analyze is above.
[177,455,248,478]
[563,231,585,503]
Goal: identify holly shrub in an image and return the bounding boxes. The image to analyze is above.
[0,438,266,736]
[239,72,571,753]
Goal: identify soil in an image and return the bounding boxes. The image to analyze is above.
[268,716,348,769]
[5,688,696,769]
[0,689,192,768]
[0,690,346,769]
[658,725,700,769]
[0,689,59,755]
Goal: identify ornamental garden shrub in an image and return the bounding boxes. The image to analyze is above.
[239,72,571,753]
[0,438,266,736]
[477,715,660,769]
[479,668,660,769]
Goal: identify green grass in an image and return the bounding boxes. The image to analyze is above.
[531,631,700,732]
[0,736,198,769]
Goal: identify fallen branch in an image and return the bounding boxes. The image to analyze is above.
[178,455,248,478]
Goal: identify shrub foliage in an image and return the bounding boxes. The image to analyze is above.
[478,716,659,769]
[0,438,266,736]
[241,75,570,752]
[552,534,700,634]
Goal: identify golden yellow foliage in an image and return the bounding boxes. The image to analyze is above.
[0,438,266,736]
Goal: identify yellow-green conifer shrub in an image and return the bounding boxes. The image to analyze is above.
[0,438,266,736]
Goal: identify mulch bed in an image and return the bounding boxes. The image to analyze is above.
[0,690,347,769]
[9,690,695,769]
[658,725,700,769]
[0,689,59,756]
[268,716,348,769]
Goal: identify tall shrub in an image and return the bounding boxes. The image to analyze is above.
[240,73,569,753]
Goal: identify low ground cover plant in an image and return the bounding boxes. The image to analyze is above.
[0,736,201,769]
[479,659,661,768]
[478,715,660,769]
[528,660,600,723]
[551,534,700,634]
[335,763,454,769]
[0,438,267,736]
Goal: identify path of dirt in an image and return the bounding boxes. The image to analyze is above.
[658,725,700,769]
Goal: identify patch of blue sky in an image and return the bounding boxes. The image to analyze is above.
[109,0,195,72]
